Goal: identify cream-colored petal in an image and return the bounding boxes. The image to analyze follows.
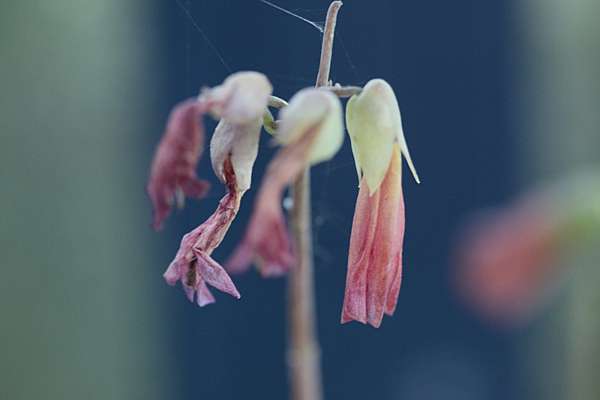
[373,79,419,184]
[349,133,362,186]
[346,79,420,193]
[307,90,344,165]
[262,109,277,135]
[208,71,273,124]
[345,82,395,195]
[277,88,344,165]
[210,118,261,192]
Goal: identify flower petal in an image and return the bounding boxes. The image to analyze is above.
[276,88,344,165]
[163,259,182,286]
[341,184,380,324]
[342,145,406,327]
[147,99,209,230]
[384,253,403,316]
[206,71,273,124]
[196,280,216,307]
[210,119,261,193]
[194,250,241,299]
[366,149,404,327]
[346,79,419,194]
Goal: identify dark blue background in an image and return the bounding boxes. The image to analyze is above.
[152,1,516,398]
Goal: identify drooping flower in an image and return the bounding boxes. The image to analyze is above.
[147,71,272,230]
[158,71,272,305]
[227,88,344,277]
[341,79,419,328]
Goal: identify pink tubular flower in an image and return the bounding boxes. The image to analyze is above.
[341,79,419,327]
[147,99,209,230]
[156,71,272,305]
[227,88,344,277]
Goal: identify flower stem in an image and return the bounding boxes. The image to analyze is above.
[287,2,342,400]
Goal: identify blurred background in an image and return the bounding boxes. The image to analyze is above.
[1,1,599,399]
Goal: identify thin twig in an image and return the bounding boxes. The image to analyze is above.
[315,2,343,87]
[288,3,343,400]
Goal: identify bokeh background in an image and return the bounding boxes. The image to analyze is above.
[2,1,599,399]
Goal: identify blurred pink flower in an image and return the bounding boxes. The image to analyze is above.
[456,199,560,324]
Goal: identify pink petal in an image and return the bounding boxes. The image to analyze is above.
[162,160,243,305]
[366,153,404,327]
[183,284,196,303]
[342,145,406,328]
[341,183,379,324]
[180,179,211,199]
[384,253,403,316]
[147,99,209,230]
[196,280,216,307]
[195,250,241,299]
[163,260,181,286]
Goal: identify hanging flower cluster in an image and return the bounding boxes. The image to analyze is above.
[147,72,419,327]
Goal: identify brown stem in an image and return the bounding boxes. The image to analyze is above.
[287,2,342,400]
[315,2,343,87]
[326,85,362,98]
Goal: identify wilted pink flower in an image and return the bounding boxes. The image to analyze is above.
[227,88,344,277]
[147,99,210,230]
[456,199,560,324]
[155,71,272,305]
[341,79,419,327]
[147,71,272,230]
